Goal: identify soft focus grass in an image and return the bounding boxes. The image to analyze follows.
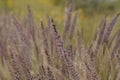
[0,0,120,45]
[0,1,120,80]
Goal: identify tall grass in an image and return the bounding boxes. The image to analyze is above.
[0,3,120,80]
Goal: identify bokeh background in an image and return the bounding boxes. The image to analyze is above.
[0,0,120,17]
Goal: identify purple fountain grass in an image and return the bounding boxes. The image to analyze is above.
[0,1,120,80]
[41,21,52,65]
[111,30,120,59]
[27,5,35,41]
[46,66,55,80]
[0,16,10,64]
[108,29,120,48]
[17,54,33,80]
[12,15,30,47]
[117,55,120,67]
[9,46,23,80]
[12,15,32,69]
[77,30,82,58]
[84,54,98,80]
[49,19,65,59]
[103,13,120,43]
[63,4,73,42]
[69,12,78,40]
[93,16,107,55]
[49,19,80,80]
[27,6,41,63]
[67,45,76,61]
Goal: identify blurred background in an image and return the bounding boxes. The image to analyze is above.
[0,0,120,44]
[0,0,120,16]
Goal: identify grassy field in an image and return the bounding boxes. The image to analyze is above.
[0,0,120,80]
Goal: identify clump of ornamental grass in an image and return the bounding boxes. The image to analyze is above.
[0,3,120,80]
